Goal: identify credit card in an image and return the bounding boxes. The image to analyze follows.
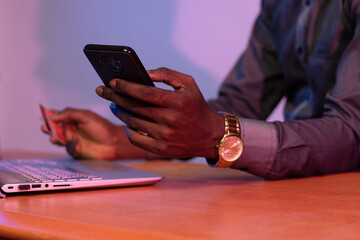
[38,103,66,144]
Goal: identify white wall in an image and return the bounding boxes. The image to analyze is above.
[0,0,275,155]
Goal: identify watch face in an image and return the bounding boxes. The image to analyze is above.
[220,136,243,161]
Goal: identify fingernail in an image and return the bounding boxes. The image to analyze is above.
[109,103,116,112]
[125,125,132,139]
[95,87,104,96]
[109,79,117,89]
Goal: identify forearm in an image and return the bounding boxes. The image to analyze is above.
[268,117,359,179]
[230,116,359,180]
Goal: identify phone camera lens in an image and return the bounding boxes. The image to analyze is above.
[101,56,123,73]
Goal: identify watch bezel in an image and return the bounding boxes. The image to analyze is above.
[219,134,243,162]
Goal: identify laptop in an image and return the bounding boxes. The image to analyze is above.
[0,158,164,198]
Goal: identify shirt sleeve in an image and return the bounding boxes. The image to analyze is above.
[208,0,284,178]
[208,0,360,179]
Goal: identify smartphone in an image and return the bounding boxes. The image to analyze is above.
[83,44,154,87]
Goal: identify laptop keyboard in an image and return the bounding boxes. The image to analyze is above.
[0,160,102,183]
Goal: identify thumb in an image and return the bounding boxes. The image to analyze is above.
[148,67,195,90]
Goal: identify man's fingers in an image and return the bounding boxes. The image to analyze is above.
[65,140,80,158]
[97,85,170,120]
[102,78,177,107]
[49,136,65,146]
[125,127,166,156]
[50,108,90,124]
[148,67,194,90]
[96,67,198,110]
[110,104,164,140]
[41,125,50,134]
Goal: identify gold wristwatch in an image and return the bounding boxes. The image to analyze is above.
[207,112,243,168]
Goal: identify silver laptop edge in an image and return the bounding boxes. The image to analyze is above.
[0,159,164,198]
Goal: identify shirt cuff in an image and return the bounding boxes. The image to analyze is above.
[231,118,278,178]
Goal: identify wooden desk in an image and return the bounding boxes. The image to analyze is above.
[0,160,359,240]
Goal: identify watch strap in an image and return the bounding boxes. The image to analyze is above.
[222,112,240,136]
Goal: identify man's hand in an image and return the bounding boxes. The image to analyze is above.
[95,67,224,159]
[41,108,147,160]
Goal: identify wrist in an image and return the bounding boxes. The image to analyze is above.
[203,111,225,159]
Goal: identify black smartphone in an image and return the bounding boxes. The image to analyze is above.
[83,44,154,87]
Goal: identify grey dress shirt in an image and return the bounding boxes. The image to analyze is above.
[208,0,360,179]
